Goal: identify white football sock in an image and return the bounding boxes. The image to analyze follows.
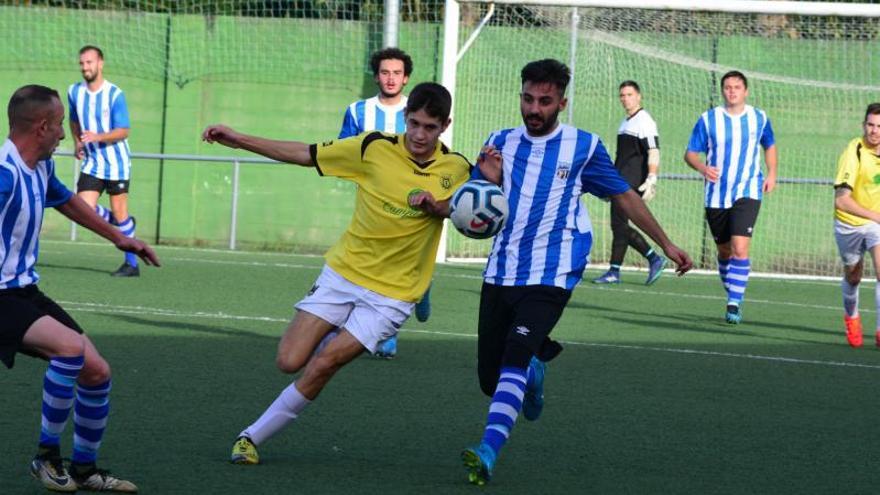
[240,382,311,445]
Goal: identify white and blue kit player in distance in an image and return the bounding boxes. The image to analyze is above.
[339,47,431,359]
[68,45,139,277]
[0,85,159,493]
[685,70,778,324]
[459,59,693,485]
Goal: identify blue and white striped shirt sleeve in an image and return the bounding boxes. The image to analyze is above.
[0,166,12,206]
[110,91,130,129]
[338,106,360,139]
[687,117,709,153]
[760,117,776,148]
[45,161,73,208]
[580,139,630,198]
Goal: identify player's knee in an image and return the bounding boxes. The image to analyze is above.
[501,339,532,369]
[79,357,111,386]
[478,372,497,397]
[52,335,86,359]
[275,353,305,374]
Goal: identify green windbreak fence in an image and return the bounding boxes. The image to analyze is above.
[2,2,879,276]
[0,3,443,253]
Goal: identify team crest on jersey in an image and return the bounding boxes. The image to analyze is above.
[873,173,880,184]
[440,175,452,190]
[557,162,571,180]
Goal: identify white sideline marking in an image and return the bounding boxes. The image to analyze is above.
[59,301,880,371]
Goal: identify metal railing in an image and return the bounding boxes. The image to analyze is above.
[55,150,280,250]
[56,150,832,257]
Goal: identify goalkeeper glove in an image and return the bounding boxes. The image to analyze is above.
[638,173,658,202]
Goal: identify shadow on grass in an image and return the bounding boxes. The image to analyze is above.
[37,262,110,276]
[107,314,281,341]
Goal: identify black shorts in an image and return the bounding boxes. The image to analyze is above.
[705,198,762,244]
[77,173,131,196]
[476,283,571,395]
[0,285,83,369]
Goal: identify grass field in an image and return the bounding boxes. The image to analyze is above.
[3,241,880,494]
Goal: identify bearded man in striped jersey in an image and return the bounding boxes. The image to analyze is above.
[459,59,692,485]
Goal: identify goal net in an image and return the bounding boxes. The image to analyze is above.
[445,0,880,277]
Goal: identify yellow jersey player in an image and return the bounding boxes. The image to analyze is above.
[201,82,471,465]
[833,102,880,348]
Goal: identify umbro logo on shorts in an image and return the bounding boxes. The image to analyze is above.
[515,326,530,336]
[308,284,319,295]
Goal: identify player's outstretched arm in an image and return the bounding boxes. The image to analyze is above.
[611,189,693,275]
[55,195,161,267]
[202,124,313,166]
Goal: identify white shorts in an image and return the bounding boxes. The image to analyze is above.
[295,265,413,354]
[834,219,880,266]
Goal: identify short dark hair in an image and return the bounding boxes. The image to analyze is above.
[8,85,60,131]
[721,70,748,89]
[370,47,412,77]
[521,59,570,96]
[79,45,104,59]
[405,82,451,123]
[619,80,641,92]
[865,103,880,122]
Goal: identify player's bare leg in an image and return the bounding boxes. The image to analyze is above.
[232,314,363,464]
[870,245,880,347]
[842,258,865,347]
[276,310,339,373]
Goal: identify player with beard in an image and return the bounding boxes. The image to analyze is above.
[67,45,139,277]
[459,59,692,485]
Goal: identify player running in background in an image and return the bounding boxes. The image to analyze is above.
[68,45,139,277]
[593,80,668,285]
[202,82,471,466]
[1,85,159,493]
[684,70,778,324]
[338,47,431,359]
[460,59,692,485]
[832,103,880,348]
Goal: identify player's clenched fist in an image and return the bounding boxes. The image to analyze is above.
[202,124,242,148]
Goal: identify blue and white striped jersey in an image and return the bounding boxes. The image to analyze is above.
[68,80,132,181]
[0,139,73,290]
[687,105,775,208]
[474,124,630,290]
[339,95,407,138]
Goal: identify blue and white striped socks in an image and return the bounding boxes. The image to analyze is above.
[727,257,750,307]
[116,216,138,267]
[717,257,731,295]
[72,380,111,465]
[94,205,113,224]
[39,356,84,449]
[480,367,527,457]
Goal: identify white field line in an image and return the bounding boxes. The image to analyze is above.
[41,239,856,286]
[56,253,870,315]
[59,301,880,371]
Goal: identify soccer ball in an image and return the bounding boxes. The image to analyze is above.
[449,180,508,239]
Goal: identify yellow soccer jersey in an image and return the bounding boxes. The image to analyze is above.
[834,137,880,226]
[310,132,471,302]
